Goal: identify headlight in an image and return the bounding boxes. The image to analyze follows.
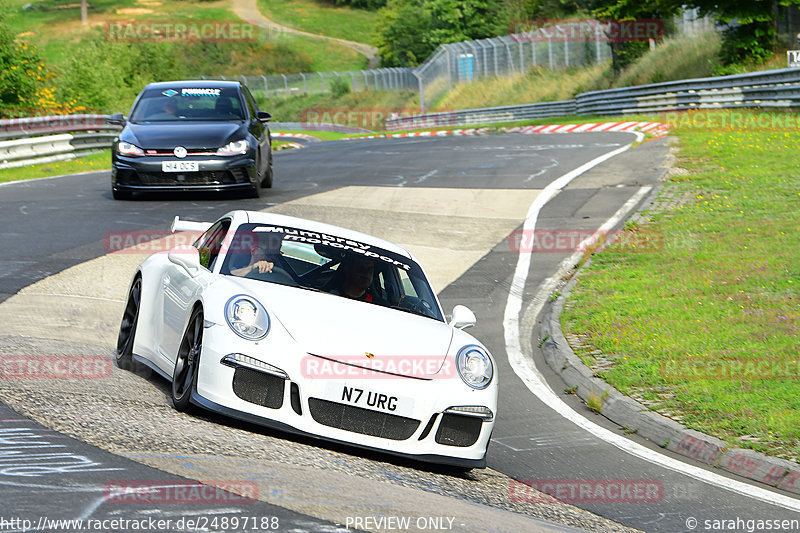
[216,139,249,156]
[456,345,493,389]
[117,141,144,156]
[225,295,269,340]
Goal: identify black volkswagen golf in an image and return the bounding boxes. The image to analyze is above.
[110,80,273,200]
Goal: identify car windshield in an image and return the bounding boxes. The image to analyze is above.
[219,223,444,322]
[129,87,246,122]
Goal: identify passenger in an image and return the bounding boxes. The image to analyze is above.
[230,231,281,277]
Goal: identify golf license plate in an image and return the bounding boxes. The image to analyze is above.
[162,161,198,172]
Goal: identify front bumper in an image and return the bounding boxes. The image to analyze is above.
[194,323,497,467]
[112,154,256,192]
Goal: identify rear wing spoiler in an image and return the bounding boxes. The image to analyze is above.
[171,216,213,234]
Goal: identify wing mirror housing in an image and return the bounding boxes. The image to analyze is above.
[450,305,476,330]
[108,113,126,126]
[257,111,272,123]
[168,245,201,276]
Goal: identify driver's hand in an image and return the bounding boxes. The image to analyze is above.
[251,260,274,274]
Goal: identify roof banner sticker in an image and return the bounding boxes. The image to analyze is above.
[254,226,412,271]
[162,89,178,97]
[181,88,221,97]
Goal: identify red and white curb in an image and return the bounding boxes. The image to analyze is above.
[341,121,669,141]
[272,132,320,150]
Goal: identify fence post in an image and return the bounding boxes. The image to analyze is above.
[301,73,306,94]
[414,70,425,113]
[548,35,553,69]
[596,24,602,63]
[261,75,268,98]
[445,46,453,91]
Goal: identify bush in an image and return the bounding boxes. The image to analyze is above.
[330,76,351,97]
[0,13,45,114]
[719,21,776,66]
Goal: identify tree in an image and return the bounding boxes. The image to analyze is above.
[376,0,507,66]
[376,0,433,67]
[0,11,44,113]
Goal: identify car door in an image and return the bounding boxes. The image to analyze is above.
[242,86,269,174]
[160,219,231,363]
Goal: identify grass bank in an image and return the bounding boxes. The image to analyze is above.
[561,110,800,461]
[257,0,378,45]
[0,150,110,184]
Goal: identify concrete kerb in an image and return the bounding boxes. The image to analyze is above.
[538,235,800,498]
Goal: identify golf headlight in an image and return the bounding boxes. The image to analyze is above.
[117,141,144,156]
[456,345,493,389]
[216,139,248,155]
[225,295,269,340]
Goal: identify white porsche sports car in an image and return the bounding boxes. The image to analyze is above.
[116,210,497,467]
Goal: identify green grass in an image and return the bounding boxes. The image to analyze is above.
[435,63,608,110]
[6,0,367,83]
[0,150,110,183]
[609,31,722,88]
[257,0,379,45]
[561,110,800,461]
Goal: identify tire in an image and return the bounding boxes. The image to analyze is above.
[113,188,132,200]
[171,306,203,412]
[116,276,141,371]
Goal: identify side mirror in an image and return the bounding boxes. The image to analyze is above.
[256,111,272,123]
[449,305,476,330]
[108,113,126,126]
[168,246,201,276]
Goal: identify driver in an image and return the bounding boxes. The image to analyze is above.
[330,255,384,304]
[230,231,281,277]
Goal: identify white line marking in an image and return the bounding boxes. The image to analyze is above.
[0,170,102,188]
[503,139,800,512]
[23,293,125,304]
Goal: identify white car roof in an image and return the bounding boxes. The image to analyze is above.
[226,210,414,260]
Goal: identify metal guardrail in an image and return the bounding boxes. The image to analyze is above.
[386,67,800,129]
[0,115,121,170]
[386,100,576,131]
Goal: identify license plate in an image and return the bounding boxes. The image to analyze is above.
[328,383,415,417]
[162,161,198,172]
